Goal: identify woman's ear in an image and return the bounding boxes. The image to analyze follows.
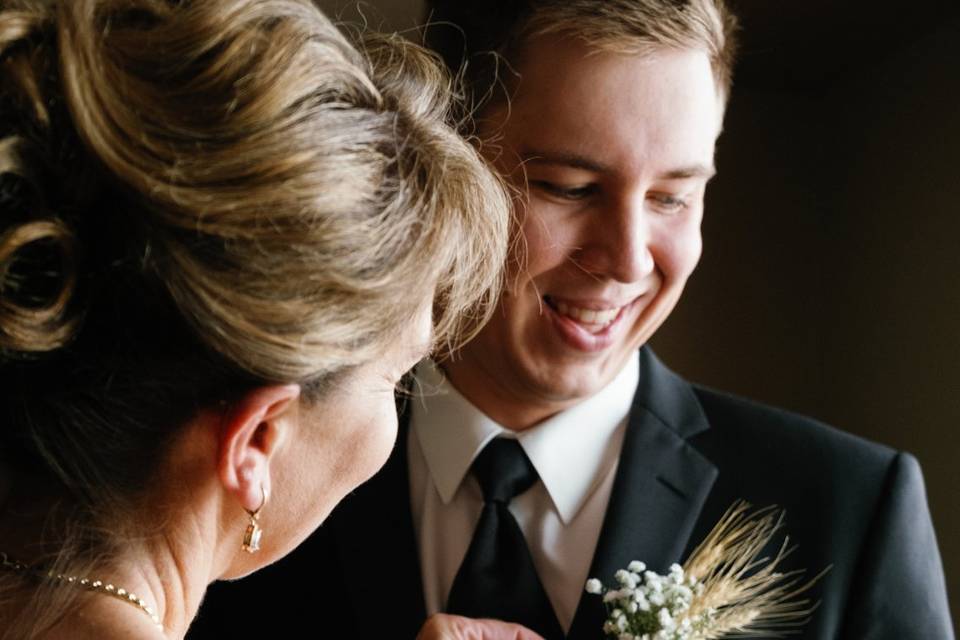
[217,384,300,513]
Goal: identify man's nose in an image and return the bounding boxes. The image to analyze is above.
[585,197,655,283]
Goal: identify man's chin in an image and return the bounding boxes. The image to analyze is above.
[523,366,614,407]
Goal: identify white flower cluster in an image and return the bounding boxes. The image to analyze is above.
[585,561,713,640]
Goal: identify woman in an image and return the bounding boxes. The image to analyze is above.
[0,0,532,637]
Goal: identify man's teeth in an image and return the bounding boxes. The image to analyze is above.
[554,300,621,325]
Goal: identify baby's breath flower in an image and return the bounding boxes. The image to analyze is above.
[615,569,639,589]
[657,607,674,630]
[644,571,663,591]
[668,564,684,580]
[586,562,712,640]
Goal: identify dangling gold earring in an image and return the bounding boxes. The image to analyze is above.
[242,485,266,553]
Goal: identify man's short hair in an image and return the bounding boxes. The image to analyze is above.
[425,0,738,112]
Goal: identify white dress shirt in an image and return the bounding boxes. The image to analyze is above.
[408,355,639,632]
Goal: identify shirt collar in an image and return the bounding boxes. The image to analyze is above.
[411,355,639,524]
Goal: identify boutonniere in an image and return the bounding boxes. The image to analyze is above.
[585,501,827,640]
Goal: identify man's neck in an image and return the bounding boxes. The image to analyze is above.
[439,361,578,431]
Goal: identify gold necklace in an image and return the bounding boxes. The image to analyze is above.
[0,551,163,631]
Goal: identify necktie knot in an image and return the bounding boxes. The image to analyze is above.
[472,438,538,504]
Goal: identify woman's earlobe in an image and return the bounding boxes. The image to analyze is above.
[216,384,300,513]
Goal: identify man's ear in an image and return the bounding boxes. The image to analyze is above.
[217,384,301,513]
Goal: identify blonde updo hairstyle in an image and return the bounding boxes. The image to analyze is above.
[0,0,508,635]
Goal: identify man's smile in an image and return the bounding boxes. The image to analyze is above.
[540,294,642,352]
[543,295,635,334]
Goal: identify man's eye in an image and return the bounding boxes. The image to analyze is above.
[531,180,597,200]
[649,193,689,213]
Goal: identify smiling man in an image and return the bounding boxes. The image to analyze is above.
[419,32,727,636]
[394,1,952,638]
[443,37,721,431]
[187,1,953,639]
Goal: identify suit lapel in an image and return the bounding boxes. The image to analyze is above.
[567,349,717,639]
[331,405,427,638]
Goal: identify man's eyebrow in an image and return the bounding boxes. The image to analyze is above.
[657,164,717,180]
[518,150,716,181]
[518,149,614,174]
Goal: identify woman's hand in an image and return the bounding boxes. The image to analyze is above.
[415,614,545,640]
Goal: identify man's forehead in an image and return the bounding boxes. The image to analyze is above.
[512,33,725,99]
[484,35,723,176]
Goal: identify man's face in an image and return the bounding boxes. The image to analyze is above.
[444,36,724,428]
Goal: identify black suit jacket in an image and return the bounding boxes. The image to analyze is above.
[189,349,954,639]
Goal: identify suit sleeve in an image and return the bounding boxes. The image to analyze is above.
[839,452,954,639]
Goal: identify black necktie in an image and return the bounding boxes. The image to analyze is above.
[445,438,564,639]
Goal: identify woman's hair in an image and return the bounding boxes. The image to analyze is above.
[0,0,508,634]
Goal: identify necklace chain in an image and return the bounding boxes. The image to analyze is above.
[0,551,163,631]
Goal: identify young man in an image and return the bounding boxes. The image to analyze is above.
[190,2,953,638]
[397,1,949,637]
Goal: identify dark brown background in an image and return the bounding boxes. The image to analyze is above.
[321,0,959,628]
[658,4,960,631]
